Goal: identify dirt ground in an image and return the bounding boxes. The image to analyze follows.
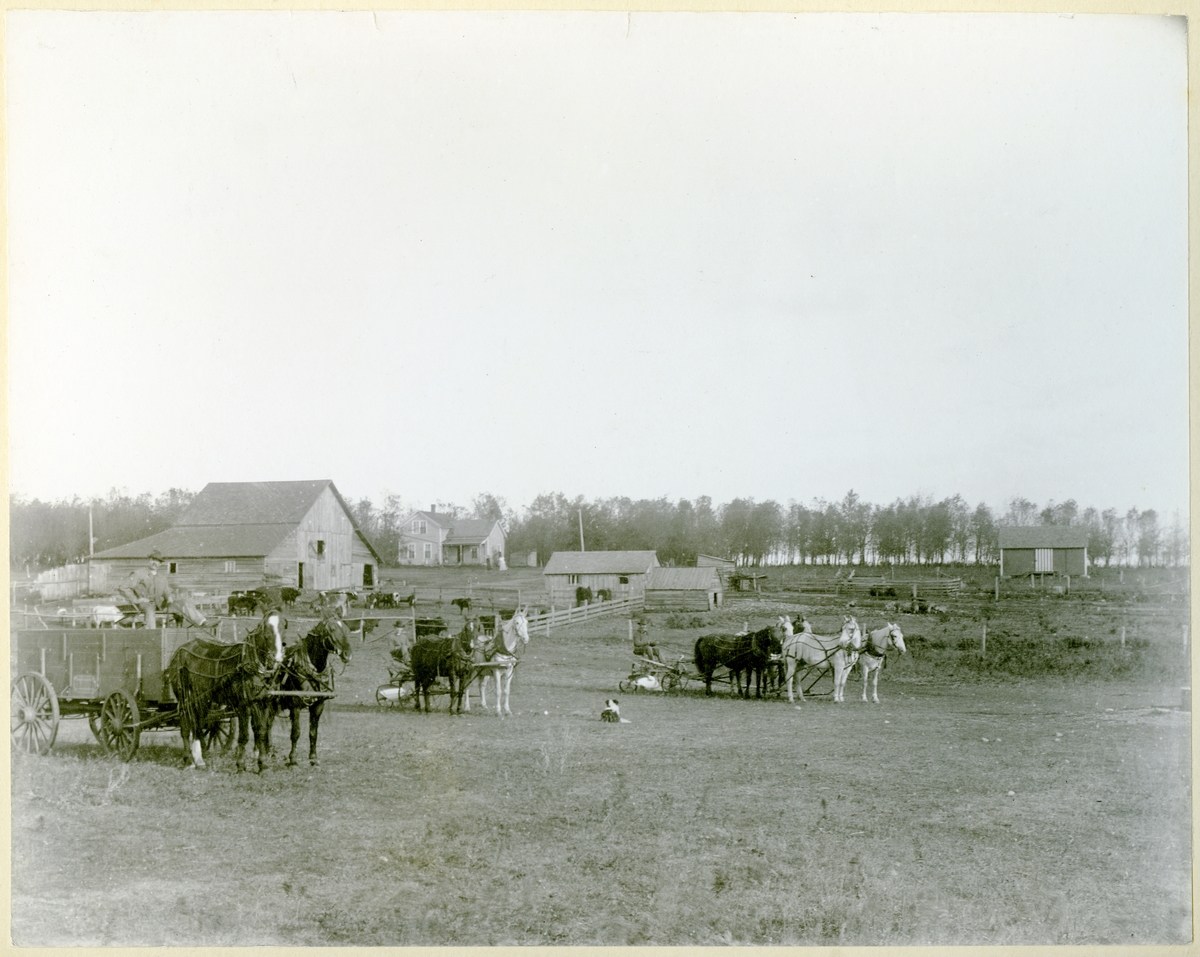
[10,587,1193,946]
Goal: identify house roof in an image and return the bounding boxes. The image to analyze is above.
[696,554,737,568]
[443,520,503,546]
[543,551,660,575]
[998,526,1090,549]
[91,480,382,562]
[405,510,456,528]
[647,567,722,590]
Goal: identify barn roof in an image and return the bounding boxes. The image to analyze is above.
[998,526,1090,549]
[543,551,660,575]
[443,520,503,545]
[91,480,382,562]
[89,524,295,559]
[696,554,737,569]
[646,567,722,590]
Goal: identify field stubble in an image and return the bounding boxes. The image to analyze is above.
[10,583,1192,946]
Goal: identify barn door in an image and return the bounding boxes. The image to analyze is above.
[1034,548,1053,573]
[298,563,305,589]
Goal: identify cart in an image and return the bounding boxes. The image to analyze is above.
[11,626,240,761]
[619,654,693,693]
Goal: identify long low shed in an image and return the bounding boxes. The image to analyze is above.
[643,567,723,612]
[998,526,1089,577]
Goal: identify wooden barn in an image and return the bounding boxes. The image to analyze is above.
[644,566,723,611]
[998,526,1089,578]
[542,551,660,606]
[88,480,383,596]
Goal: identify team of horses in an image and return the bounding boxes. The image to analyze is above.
[166,603,353,772]
[692,614,905,704]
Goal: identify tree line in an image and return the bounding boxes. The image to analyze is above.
[11,487,1184,572]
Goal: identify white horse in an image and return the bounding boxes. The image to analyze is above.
[469,609,530,717]
[780,615,861,703]
[859,622,906,703]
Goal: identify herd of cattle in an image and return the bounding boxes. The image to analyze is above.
[224,587,477,617]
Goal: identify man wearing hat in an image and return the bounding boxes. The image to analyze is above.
[118,549,210,629]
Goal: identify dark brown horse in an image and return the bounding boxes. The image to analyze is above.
[166,610,285,772]
[410,621,478,713]
[272,611,353,767]
[694,627,778,699]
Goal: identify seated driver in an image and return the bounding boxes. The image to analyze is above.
[632,618,662,662]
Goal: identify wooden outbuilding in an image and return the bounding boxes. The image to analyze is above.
[644,567,724,611]
[998,526,1089,577]
[88,480,383,596]
[542,551,659,606]
[696,554,737,584]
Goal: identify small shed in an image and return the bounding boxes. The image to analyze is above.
[729,569,769,593]
[542,551,660,606]
[644,566,723,611]
[696,554,737,584]
[998,527,1089,578]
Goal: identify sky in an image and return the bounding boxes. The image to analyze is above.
[6,11,1189,519]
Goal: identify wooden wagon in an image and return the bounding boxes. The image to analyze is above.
[9,626,234,761]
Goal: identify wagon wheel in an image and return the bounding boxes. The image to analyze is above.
[618,678,636,694]
[88,711,104,743]
[11,673,60,755]
[98,690,141,762]
[201,715,236,754]
[665,672,686,692]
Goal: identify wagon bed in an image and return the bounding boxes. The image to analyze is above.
[11,627,233,761]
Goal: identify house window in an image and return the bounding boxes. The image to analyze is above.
[619,576,629,584]
[168,562,177,574]
[412,520,427,534]
[1035,548,1053,573]
[424,543,432,560]
[471,546,478,560]
[224,560,237,573]
[568,574,579,585]
[406,543,416,560]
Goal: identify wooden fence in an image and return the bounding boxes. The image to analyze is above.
[525,596,644,635]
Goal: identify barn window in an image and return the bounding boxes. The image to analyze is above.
[363,564,374,588]
[619,576,629,584]
[568,574,579,585]
[168,562,177,574]
[316,540,325,558]
[224,560,237,573]
[1035,548,1053,573]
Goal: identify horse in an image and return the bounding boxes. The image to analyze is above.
[166,609,285,772]
[451,597,472,615]
[858,622,906,704]
[410,620,478,713]
[693,627,777,698]
[272,611,353,766]
[471,608,530,716]
[780,616,862,704]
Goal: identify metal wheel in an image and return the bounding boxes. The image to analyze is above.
[665,673,685,692]
[618,678,636,694]
[99,690,141,762]
[11,673,60,755]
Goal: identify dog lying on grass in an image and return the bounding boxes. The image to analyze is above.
[601,699,630,723]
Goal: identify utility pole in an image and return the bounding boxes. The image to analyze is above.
[579,509,585,551]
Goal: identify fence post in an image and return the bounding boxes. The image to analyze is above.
[1121,626,1125,650]
[549,606,553,637]
[981,622,987,657]
[995,577,999,601]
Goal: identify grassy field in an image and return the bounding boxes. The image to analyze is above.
[10,573,1192,946]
